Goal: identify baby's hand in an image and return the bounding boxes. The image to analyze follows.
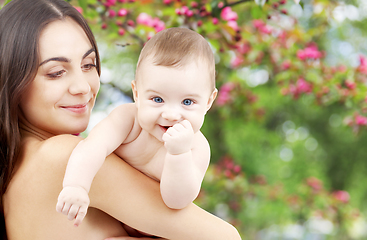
[56,186,90,227]
[162,120,194,155]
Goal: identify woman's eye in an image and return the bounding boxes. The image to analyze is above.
[182,99,193,106]
[82,63,96,71]
[47,70,65,79]
[153,97,163,103]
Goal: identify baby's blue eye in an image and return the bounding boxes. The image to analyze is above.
[182,99,193,106]
[153,97,163,103]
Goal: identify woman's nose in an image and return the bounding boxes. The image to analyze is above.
[69,73,91,95]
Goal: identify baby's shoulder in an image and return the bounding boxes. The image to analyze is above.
[110,103,137,118]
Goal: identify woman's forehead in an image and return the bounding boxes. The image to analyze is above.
[38,18,92,62]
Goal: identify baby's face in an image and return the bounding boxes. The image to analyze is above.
[132,61,216,141]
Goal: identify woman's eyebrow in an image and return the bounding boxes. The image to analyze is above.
[39,56,70,66]
[39,48,95,66]
[82,48,96,59]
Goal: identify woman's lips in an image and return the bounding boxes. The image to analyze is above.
[61,103,89,114]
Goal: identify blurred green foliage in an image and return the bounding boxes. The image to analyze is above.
[72,0,367,238]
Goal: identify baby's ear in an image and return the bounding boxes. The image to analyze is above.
[131,80,138,103]
[206,88,218,112]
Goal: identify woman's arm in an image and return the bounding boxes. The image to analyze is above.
[88,143,241,240]
[47,134,240,240]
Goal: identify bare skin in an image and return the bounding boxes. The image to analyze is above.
[4,131,241,240]
[2,18,241,240]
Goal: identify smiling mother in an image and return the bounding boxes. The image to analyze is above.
[0,0,241,239]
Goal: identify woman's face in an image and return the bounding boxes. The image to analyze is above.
[19,18,100,137]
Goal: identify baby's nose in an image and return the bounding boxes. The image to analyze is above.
[161,110,181,121]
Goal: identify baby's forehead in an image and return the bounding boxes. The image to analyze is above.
[138,57,213,82]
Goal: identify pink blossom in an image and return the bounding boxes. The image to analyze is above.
[333,190,350,203]
[181,6,189,15]
[260,25,272,34]
[296,78,312,93]
[127,19,135,27]
[212,17,219,25]
[236,43,250,54]
[137,13,152,25]
[136,13,165,32]
[217,82,235,105]
[281,60,291,70]
[74,6,83,14]
[221,7,238,21]
[163,0,171,4]
[108,9,116,18]
[221,82,235,92]
[151,18,165,32]
[233,165,241,173]
[216,91,231,106]
[107,0,116,5]
[175,8,181,15]
[118,8,128,17]
[252,19,265,29]
[345,80,356,90]
[217,2,224,8]
[358,55,367,74]
[297,44,323,60]
[355,115,367,126]
[252,19,272,34]
[186,10,194,17]
[118,28,125,36]
[337,65,347,73]
[306,177,323,192]
[227,20,239,31]
[230,55,243,68]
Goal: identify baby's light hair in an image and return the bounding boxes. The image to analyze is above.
[136,27,216,90]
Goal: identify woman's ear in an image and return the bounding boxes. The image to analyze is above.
[206,88,218,112]
[131,80,138,103]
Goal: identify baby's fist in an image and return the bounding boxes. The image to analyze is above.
[162,120,194,155]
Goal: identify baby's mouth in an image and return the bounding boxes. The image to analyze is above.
[160,125,170,132]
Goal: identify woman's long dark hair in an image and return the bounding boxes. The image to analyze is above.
[0,0,100,238]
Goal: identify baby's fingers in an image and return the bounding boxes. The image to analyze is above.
[60,201,72,216]
[179,120,192,129]
[55,199,64,213]
[73,205,88,227]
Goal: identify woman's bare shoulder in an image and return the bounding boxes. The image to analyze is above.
[38,134,82,158]
[22,134,83,175]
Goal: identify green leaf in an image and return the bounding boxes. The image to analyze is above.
[1,0,12,8]
[251,5,264,19]
[78,0,87,12]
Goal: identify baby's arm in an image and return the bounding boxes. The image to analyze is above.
[160,120,210,209]
[56,103,137,226]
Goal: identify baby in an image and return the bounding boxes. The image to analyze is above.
[56,27,218,227]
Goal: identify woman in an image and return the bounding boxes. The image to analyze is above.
[0,0,241,239]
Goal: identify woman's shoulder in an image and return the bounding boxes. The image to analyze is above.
[21,134,83,173]
[38,134,82,158]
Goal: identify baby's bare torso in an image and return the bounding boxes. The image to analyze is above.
[114,129,166,181]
